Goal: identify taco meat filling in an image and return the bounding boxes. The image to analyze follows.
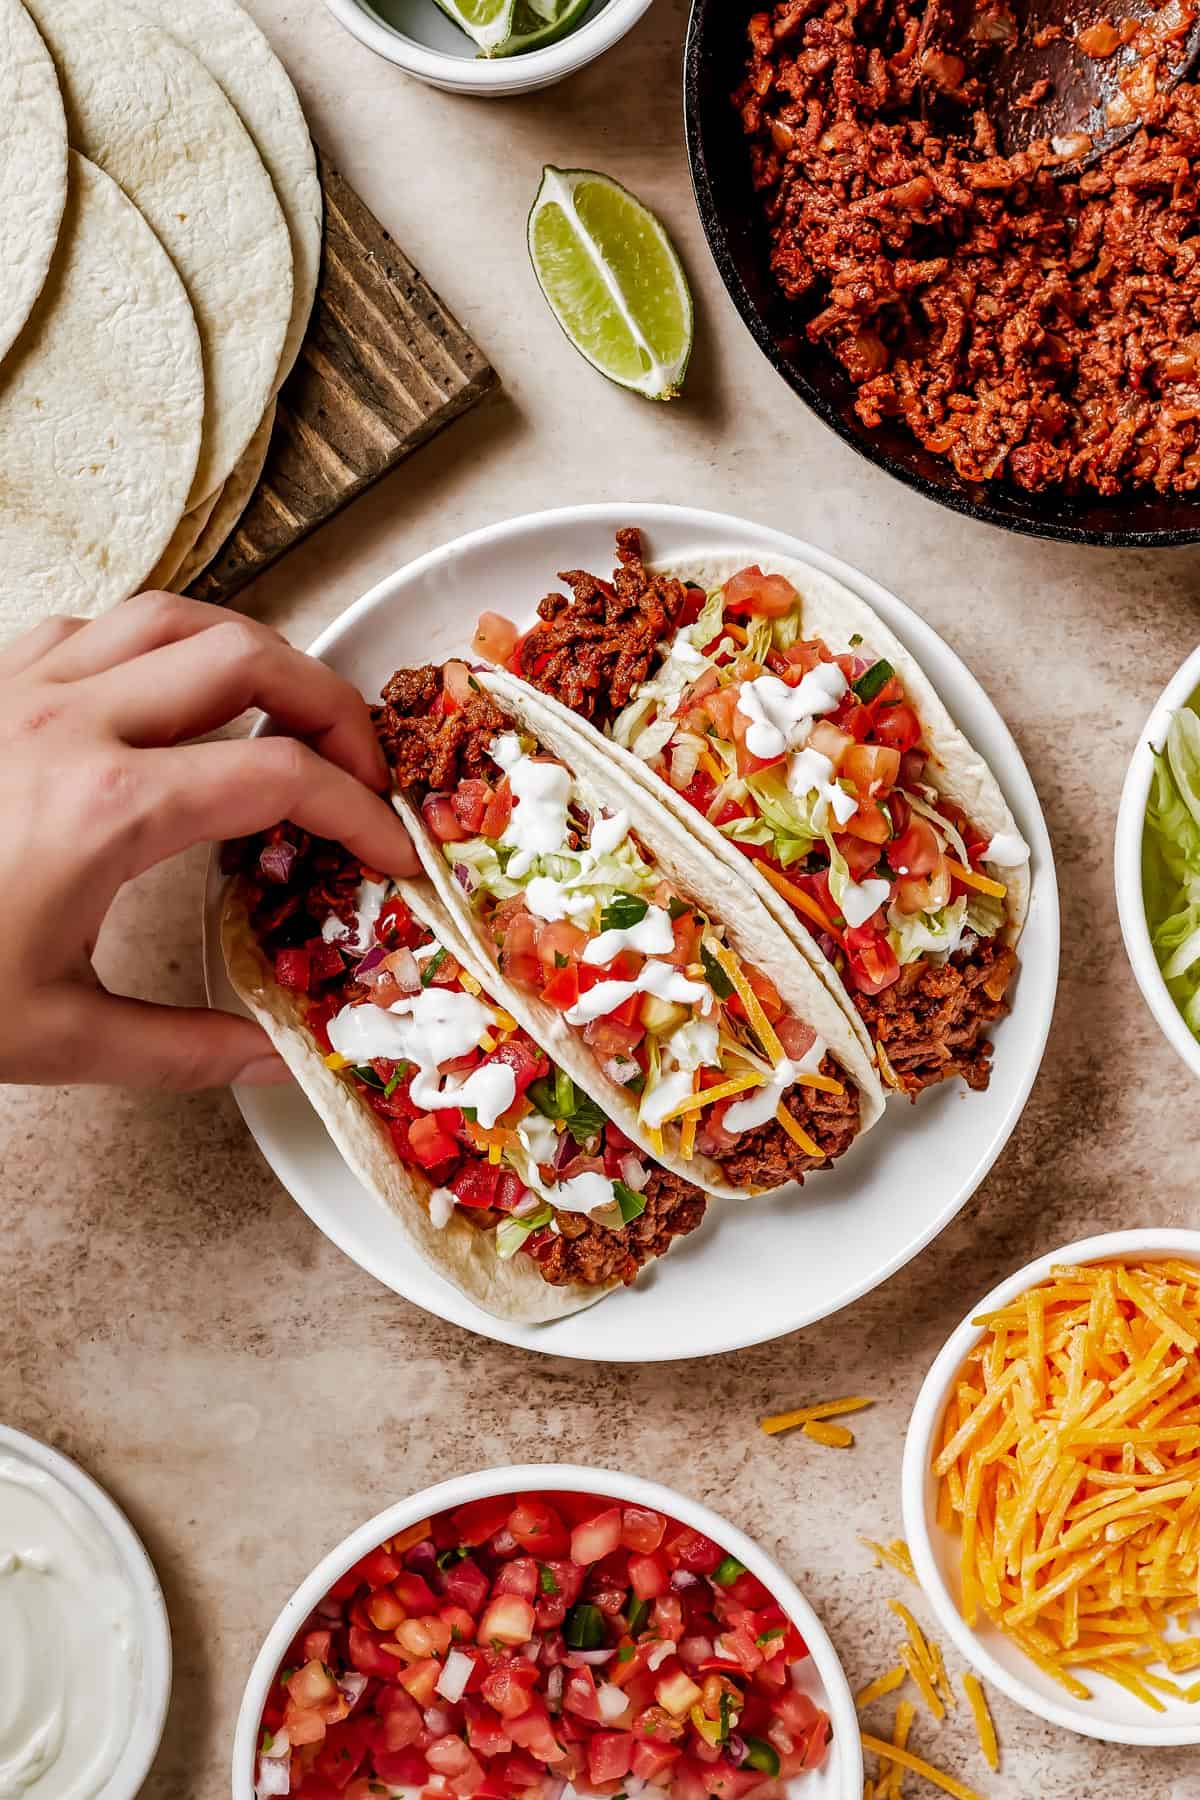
[223,826,706,1287]
[376,663,864,1188]
[476,529,1023,1100]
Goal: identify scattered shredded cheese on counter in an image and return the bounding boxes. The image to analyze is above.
[760,1395,874,1436]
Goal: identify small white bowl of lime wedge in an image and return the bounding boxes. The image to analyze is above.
[321,0,651,93]
[1115,640,1200,1083]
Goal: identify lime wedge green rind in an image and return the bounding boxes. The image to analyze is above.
[527,166,693,401]
[429,0,516,52]
[493,0,592,55]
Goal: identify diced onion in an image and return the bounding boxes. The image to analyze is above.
[671,1569,699,1589]
[604,1055,640,1085]
[381,947,420,994]
[669,735,703,791]
[491,1528,518,1555]
[337,1673,368,1709]
[260,1730,290,1758]
[646,1640,675,1671]
[565,1647,617,1666]
[255,1757,291,1797]
[520,1635,542,1662]
[597,1683,628,1721]
[353,944,386,981]
[453,862,477,893]
[546,1664,566,1708]
[618,1154,648,1192]
[435,1648,474,1704]
[423,1705,453,1736]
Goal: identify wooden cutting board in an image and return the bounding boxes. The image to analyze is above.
[188,149,498,603]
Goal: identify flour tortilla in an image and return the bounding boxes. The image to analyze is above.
[507,551,1031,1066]
[129,0,321,391]
[394,669,885,1202]
[0,0,68,369]
[221,881,609,1325]
[26,0,293,507]
[175,402,276,593]
[0,152,203,632]
[142,489,218,594]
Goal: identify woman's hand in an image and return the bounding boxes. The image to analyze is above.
[0,593,418,1089]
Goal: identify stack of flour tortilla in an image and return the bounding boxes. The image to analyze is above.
[0,0,321,635]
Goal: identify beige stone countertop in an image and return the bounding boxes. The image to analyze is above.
[5,0,1200,1795]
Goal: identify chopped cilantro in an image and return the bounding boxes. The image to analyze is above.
[564,1091,607,1147]
[539,1564,560,1595]
[352,1064,385,1088]
[600,891,650,932]
[420,946,447,986]
[383,1062,411,1098]
[667,894,691,920]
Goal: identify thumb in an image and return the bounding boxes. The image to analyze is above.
[33,986,294,1089]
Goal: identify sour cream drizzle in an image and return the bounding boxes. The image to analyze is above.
[735,665,847,762]
[491,733,573,879]
[564,961,709,1026]
[582,904,674,966]
[327,986,515,1127]
[0,1452,141,1799]
[984,830,1030,867]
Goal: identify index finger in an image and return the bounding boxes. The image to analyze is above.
[130,735,420,878]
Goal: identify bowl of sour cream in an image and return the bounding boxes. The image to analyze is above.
[0,1424,171,1799]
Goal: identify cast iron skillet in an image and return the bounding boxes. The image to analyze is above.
[683,0,1200,547]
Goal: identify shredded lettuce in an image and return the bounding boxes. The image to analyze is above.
[965,891,1005,940]
[906,788,970,868]
[495,1205,554,1260]
[448,831,652,916]
[741,767,820,867]
[886,896,969,964]
[744,618,772,667]
[610,585,728,757]
[1144,706,1200,1034]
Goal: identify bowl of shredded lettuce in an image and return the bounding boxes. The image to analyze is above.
[1116,647,1200,1078]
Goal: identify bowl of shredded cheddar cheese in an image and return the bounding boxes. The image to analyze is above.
[902,1230,1200,1745]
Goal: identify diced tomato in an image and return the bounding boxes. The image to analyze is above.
[722,566,799,618]
[442,1556,490,1613]
[493,1171,529,1214]
[305,938,345,985]
[506,1696,561,1763]
[774,1016,817,1062]
[588,1730,635,1784]
[426,1734,486,1794]
[479,1594,536,1645]
[872,700,922,752]
[440,1602,478,1644]
[464,1703,513,1757]
[422,791,471,843]
[497,907,540,987]
[830,696,874,740]
[808,719,853,769]
[484,1036,548,1099]
[377,1687,423,1749]
[541,962,581,1009]
[288,1660,338,1709]
[731,706,782,778]
[894,861,951,915]
[570,1507,623,1566]
[407,1114,459,1172]
[481,777,513,838]
[843,741,901,794]
[452,1496,513,1546]
[303,1629,333,1665]
[667,1528,723,1574]
[374,895,416,947]
[833,832,884,879]
[507,1498,568,1557]
[481,1660,540,1720]
[889,817,940,878]
[396,1657,441,1705]
[451,778,494,833]
[372,1746,429,1786]
[473,611,519,664]
[392,1570,438,1613]
[537,920,589,973]
[348,1626,400,1680]
[355,1545,401,1590]
[633,1740,682,1781]
[628,1551,670,1600]
[678,767,716,813]
[581,1017,644,1057]
[274,946,310,992]
[442,660,475,710]
[621,1506,667,1553]
[563,1666,604,1724]
[285,1706,328,1747]
[451,1160,502,1209]
[663,908,702,969]
[843,925,900,996]
[366,1587,406,1630]
[493,1556,539,1601]
[842,796,892,843]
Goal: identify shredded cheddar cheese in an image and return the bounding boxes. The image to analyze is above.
[860,1537,918,1584]
[323,1051,352,1070]
[860,1735,986,1800]
[943,858,1006,899]
[774,1103,823,1157]
[856,1665,907,1709]
[698,748,727,785]
[804,1419,855,1448]
[761,1395,874,1436]
[658,1071,764,1123]
[709,940,785,1062]
[961,1675,998,1771]
[932,1257,1200,1710]
[797,1069,846,1096]
[458,970,482,995]
[756,860,840,937]
[678,1109,697,1161]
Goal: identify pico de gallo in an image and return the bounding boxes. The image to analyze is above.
[373,665,867,1195]
[221,826,705,1290]
[254,1490,832,1800]
[473,529,1027,1098]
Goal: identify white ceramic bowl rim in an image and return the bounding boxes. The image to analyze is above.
[901,1228,1200,1746]
[0,1423,173,1796]
[232,1462,863,1798]
[1114,642,1200,1084]
[320,0,652,88]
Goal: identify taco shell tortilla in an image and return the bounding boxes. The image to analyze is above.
[221,881,610,1326]
[390,667,885,1203]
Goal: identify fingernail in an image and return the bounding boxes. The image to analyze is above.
[236,1053,292,1086]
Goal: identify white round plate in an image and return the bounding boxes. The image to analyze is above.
[0,1423,172,1796]
[202,503,1058,1361]
[233,1463,862,1799]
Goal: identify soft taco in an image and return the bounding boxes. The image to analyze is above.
[473,529,1029,1100]
[373,662,884,1200]
[221,831,707,1325]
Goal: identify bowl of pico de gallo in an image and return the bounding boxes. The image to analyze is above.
[234,1464,860,1799]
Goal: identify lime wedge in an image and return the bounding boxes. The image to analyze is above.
[527,167,693,401]
[430,0,516,53]
[496,0,593,54]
